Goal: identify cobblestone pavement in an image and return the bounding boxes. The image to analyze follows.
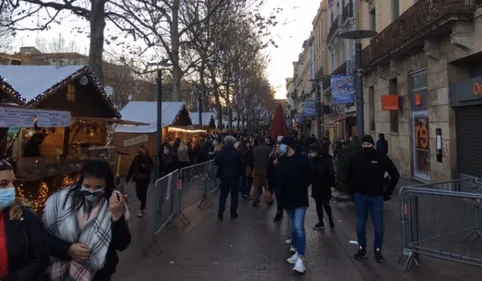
[114,179,482,281]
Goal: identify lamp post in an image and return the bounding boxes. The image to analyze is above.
[339,30,377,141]
[148,60,171,180]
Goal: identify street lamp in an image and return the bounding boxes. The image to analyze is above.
[148,59,171,180]
[339,30,377,141]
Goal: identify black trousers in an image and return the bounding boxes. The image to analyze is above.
[135,179,150,210]
[314,197,333,224]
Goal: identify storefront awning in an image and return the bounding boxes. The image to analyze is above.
[72,116,149,126]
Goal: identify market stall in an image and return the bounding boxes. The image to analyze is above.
[0,65,145,212]
[114,101,194,176]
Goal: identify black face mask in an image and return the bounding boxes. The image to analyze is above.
[362,147,374,152]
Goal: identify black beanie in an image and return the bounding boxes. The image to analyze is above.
[281,136,297,149]
[361,135,375,145]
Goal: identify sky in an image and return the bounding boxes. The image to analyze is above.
[11,0,321,100]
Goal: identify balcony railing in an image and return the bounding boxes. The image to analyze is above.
[342,2,353,24]
[327,17,340,41]
[362,0,476,68]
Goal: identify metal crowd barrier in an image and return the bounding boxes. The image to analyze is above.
[399,182,482,272]
[148,160,220,254]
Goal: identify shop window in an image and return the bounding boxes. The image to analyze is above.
[389,78,399,133]
[391,0,400,21]
[67,83,76,102]
[410,69,430,181]
[369,86,375,131]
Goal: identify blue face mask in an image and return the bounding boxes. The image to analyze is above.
[279,144,288,154]
[0,187,16,209]
[80,185,104,202]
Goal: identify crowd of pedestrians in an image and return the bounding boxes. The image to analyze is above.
[0,129,401,279]
[213,131,400,274]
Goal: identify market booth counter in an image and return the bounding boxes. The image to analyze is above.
[0,65,142,212]
[114,101,195,176]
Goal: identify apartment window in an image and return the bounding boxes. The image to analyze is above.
[67,83,76,102]
[389,78,399,133]
[369,86,375,131]
[336,2,340,17]
[370,8,376,31]
[392,0,400,21]
[331,12,334,23]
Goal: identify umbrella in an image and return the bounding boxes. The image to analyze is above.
[270,103,289,139]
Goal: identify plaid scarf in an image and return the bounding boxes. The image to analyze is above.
[43,186,113,281]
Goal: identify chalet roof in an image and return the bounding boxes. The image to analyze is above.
[189,112,213,126]
[0,65,120,117]
[115,101,191,133]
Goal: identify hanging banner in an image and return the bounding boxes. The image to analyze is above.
[294,113,304,124]
[331,74,356,104]
[303,100,317,117]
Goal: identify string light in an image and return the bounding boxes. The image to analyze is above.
[0,66,120,118]
[16,174,77,213]
[168,127,207,133]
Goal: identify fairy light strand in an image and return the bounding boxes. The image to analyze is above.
[16,175,77,212]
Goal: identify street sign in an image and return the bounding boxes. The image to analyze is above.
[123,134,148,147]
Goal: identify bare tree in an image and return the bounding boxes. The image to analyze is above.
[0,11,12,52]
[35,33,78,53]
[0,0,122,82]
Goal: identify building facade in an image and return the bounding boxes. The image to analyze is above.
[361,0,481,181]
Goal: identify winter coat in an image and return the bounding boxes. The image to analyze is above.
[310,154,335,200]
[348,148,400,197]
[277,152,312,209]
[126,153,154,183]
[214,144,244,183]
[178,142,191,163]
[2,206,49,281]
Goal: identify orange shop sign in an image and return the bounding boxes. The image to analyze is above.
[381,95,399,110]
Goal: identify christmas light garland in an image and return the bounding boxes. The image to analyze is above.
[16,174,77,213]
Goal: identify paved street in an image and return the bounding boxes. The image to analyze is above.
[114,179,482,281]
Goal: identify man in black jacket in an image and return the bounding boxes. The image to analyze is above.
[348,135,400,264]
[215,135,243,220]
[376,133,388,155]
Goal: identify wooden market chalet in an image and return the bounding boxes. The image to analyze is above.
[0,65,146,183]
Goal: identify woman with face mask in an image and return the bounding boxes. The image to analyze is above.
[43,159,131,281]
[0,159,49,281]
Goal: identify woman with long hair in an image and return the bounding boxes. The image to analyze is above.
[0,159,49,281]
[309,142,335,229]
[43,159,131,281]
[126,145,154,217]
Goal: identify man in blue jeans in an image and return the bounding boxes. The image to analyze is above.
[348,135,399,263]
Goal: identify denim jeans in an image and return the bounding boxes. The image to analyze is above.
[240,176,253,196]
[354,193,384,250]
[287,207,307,256]
[218,182,239,215]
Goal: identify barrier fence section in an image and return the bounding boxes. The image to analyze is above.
[399,181,482,272]
[148,161,219,254]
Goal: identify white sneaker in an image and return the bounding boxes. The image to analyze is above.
[287,252,299,264]
[293,258,306,274]
[285,238,292,244]
[289,246,296,253]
